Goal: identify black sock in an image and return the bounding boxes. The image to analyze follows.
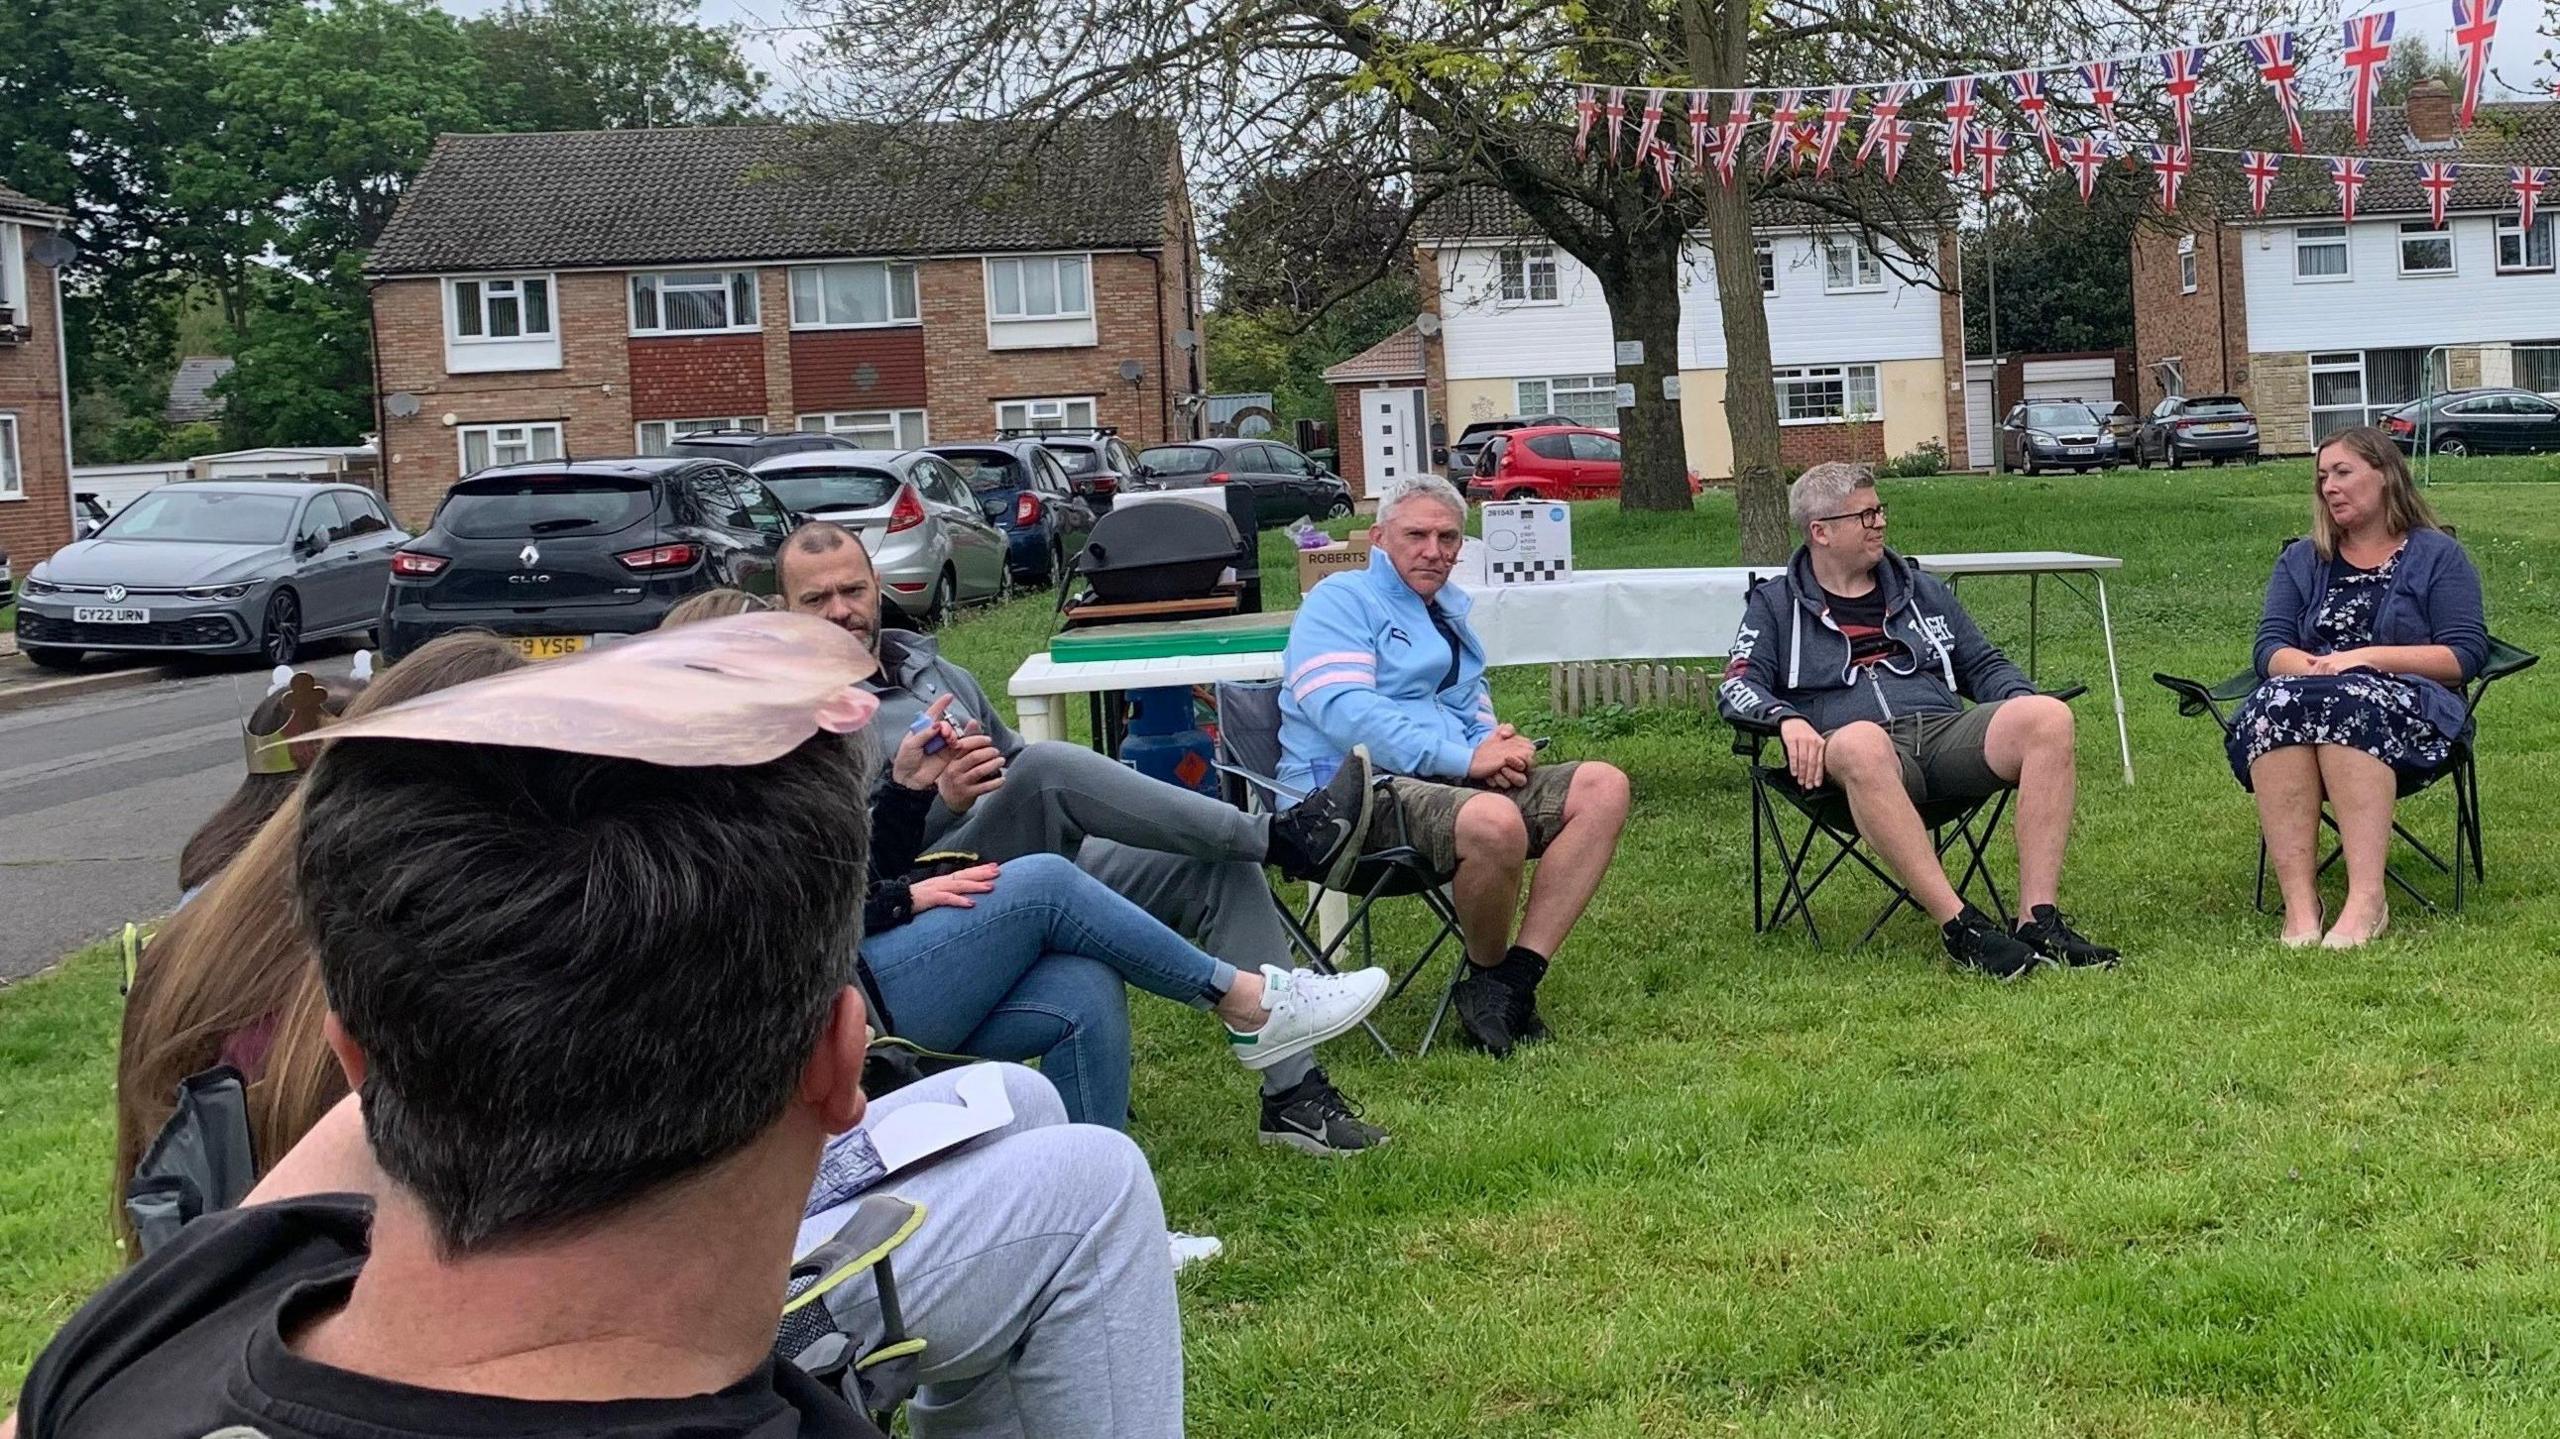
[1500,945,1549,986]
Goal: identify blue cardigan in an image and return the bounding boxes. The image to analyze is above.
[2253,526,2487,743]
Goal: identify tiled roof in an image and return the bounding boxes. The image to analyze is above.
[1322,326,1426,384]
[0,181,69,224]
[367,118,1178,276]
[165,356,235,424]
[2228,100,2560,220]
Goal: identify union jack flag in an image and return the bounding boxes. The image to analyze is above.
[2328,156,2370,223]
[2418,162,2461,227]
[1943,78,1978,177]
[2149,143,2190,212]
[1790,94,1824,171]
[2452,0,2502,129]
[2078,60,2120,129]
[1650,138,1679,196]
[1975,125,2011,198]
[2157,46,2206,154]
[2009,70,2063,166]
[2247,32,2307,153]
[1688,90,1712,168]
[1764,87,1800,179]
[2240,149,2283,215]
[2341,13,2397,147]
[2064,134,2108,204]
[1573,86,1599,163]
[1855,83,1911,169]
[1605,87,1627,162]
[1816,87,1854,176]
[1634,88,1667,164]
[1716,90,1752,186]
[1874,117,1913,183]
[2514,165,2548,233]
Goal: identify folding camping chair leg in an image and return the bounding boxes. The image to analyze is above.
[1284,897,1403,1059]
[1411,889,1469,1057]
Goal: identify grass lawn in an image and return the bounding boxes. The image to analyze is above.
[11,456,2560,1432]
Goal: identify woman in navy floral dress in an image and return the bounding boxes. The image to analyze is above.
[2232,428,2487,950]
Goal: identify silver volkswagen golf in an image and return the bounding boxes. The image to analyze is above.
[13,480,409,669]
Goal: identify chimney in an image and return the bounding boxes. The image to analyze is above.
[2406,77,2455,145]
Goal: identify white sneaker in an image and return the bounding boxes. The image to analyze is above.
[1169,1231,1224,1271]
[1225,965,1389,1071]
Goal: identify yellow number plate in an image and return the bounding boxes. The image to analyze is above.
[511,635,588,660]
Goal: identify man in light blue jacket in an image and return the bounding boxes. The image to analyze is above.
[1280,477,1632,1058]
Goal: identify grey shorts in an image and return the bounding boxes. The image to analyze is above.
[1379,761,1584,877]
[1879,701,2012,805]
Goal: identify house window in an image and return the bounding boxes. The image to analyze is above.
[2310,348,2447,440]
[2515,341,2560,393]
[457,421,564,475]
[0,413,19,500]
[2178,234,2199,294]
[2294,225,2349,281]
[987,255,1091,321]
[637,417,765,454]
[2398,222,2456,276]
[1755,239,1777,294]
[629,270,759,334]
[993,397,1097,433]
[1497,246,1560,303]
[450,276,554,340]
[1513,375,1617,427]
[790,262,920,327]
[2498,214,2555,274]
[1822,238,1884,292]
[0,222,20,319]
[799,410,929,449]
[1774,364,1882,423]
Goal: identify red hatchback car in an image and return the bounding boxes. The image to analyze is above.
[1465,425,1702,501]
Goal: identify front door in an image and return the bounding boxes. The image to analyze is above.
[1361,387,1424,504]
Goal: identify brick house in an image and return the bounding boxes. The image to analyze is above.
[1340,187,1968,495]
[0,182,74,568]
[2132,83,2560,452]
[365,119,1204,526]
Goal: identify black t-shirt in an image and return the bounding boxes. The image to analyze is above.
[1820,585,1898,667]
[16,1196,881,1439]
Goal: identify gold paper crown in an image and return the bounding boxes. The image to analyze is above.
[245,671,334,775]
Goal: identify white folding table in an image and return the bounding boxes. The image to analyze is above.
[1912,551,2134,784]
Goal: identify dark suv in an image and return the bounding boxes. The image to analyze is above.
[1016,427,1143,508]
[666,429,859,466]
[382,457,795,661]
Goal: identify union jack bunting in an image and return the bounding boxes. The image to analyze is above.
[2452,0,2502,129]
[2247,32,2307,153]
[2078,60,2120,129]
[2418,162,2461,227]
[2157,46,2206,154]
[1605,87,1627,162]
[2064,134,2108,203]
[2240,149,2283,215]
[2514,165,2547,232]
[2329,156,2370,222]
[1634,88,1667,163]
[1875,117,1914,182]
[1716,90,1752,186]
[1855,83,1911,169]
[1816,86,1853,176]
[1975,125,2011,198]
[2009,70,2063,166]
[1688,90,1712,167]
[1573,86,1599,162]
[1651,138,1679,196]
[2149,143,2190,212]
[1764,88,1800,178]
[2341,13,2397,147]
[1943,78,1978,177]
[1790,94,1824,171]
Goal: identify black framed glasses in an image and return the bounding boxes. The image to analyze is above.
[1814,503,1888,530]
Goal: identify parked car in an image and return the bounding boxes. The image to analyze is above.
[2136,395,2260,468]
[1130,437,1355,527]
[2384,388,2560,456]
[381,457,791,662]
[1437,413,1579,481]
[15,480,408,669]
[1013,427,1143,508]
[665,429,861,467]
[2000,402,2119,475]
[752,449,1008,624]
[2092,400,2141,449]
[74,492,110,540]
[1463,425,1703,502]
[926,439,1097,586]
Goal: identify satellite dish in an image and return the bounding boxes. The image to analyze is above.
[1118,359,1145,382]
[28,231,76,268]
[1413,312,1443,338]
[1173,328,1199,352]
[384,392,422,418]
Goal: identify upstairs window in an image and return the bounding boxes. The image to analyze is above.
[790,262,920,327]
[630,270,759,334]
[451,276,553,341]
[2294,224,2349,281]
[2398,222,2455,276]
[1822,237,1884,292]
[1498,246,1559,302]
[987,255,1091,321]
[2498,214,2555,274]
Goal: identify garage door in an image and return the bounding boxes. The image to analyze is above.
[1965,379,1995,469]
[2022,358,2117,407]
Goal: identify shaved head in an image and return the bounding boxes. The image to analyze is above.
[779,521,881,650]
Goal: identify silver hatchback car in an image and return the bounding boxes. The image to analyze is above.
[751,449,1007,625]
[13,480,409,668]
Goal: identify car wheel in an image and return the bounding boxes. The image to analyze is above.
[1324,495,1354,520]
[2166,448,2185,470]
[923,569,954,628]
[2436,435,2470,457]
[2018,458,2037,476]
[260,590,302,666]
[21,644,81,671]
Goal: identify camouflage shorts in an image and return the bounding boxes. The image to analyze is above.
[1378,761,1584,877]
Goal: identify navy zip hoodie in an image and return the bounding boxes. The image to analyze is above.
[1717,544,2034,733]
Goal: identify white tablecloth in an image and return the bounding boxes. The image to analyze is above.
[1471,566,1763,666]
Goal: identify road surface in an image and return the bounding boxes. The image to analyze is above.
[0,650,359,983]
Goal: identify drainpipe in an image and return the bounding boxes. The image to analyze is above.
[1144,250,1170,442]
[50,239,75,545]
[367,278,390,503]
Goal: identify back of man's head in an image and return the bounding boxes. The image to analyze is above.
[295,729,872,1254]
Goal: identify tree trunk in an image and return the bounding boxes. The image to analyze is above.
[1699,179,1789,563]
[1598,235,1693,513]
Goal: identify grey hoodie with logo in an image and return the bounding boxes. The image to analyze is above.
[1717,545,2035,734]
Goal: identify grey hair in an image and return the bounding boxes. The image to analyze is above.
[1787,462,1878,539]
[1379,474,1468,527]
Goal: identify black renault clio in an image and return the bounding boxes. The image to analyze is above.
[381,457,795,661]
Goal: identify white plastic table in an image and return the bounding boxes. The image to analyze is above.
[1912,551,2133,784]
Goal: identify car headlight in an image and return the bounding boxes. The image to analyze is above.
[22,576,58,595]
[2028,430,2057,445]
[182,583,253,600]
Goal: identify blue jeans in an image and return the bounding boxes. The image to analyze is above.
[861,853,1238,1126]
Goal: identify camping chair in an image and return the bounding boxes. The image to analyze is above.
[2151,636,2536,914]
[1211,679,1469,1058]
[1731,686,2086,948]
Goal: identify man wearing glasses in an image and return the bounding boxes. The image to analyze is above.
[1717,462,2118,978]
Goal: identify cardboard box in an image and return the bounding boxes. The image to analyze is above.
[1295,529,1372,592]
[1480,502,1573,583]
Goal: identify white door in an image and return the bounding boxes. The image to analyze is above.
[2022,358,2116,407]
[1965,379,1995,469]
[1360,388,1422,502]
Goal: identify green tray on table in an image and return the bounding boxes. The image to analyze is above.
[1048,611,1298,663]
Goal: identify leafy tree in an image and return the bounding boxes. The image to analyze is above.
[464,0,766,132]
[1205,277,1419,422]
[1211,164,1415,316]
[216,257,377,447]
[1962,170,2149,356]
